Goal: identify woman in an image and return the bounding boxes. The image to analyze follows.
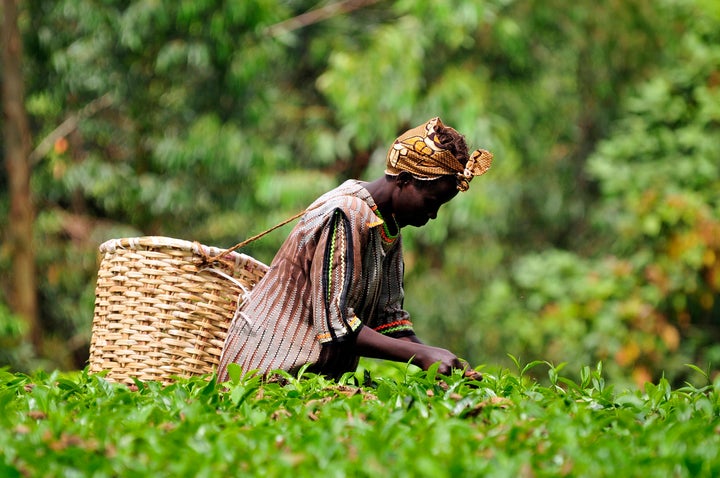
[218,117,492,381]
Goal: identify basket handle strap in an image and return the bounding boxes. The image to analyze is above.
[197,205,316,266]
[221,208,308,256]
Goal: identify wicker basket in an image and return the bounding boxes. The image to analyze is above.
[88,236,268,384]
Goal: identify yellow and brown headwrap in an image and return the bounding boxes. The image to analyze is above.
[385,117,493,192]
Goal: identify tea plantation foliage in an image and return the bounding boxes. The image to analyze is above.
[1,361,719,477]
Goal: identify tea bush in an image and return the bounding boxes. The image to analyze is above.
[1,360,718,477]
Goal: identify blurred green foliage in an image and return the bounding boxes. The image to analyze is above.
[1,0,719,387]
[0,302,34,370]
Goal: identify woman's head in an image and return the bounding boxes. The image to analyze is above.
[383,117,493,228]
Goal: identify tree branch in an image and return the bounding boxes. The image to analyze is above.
[29,93,114,165]
[264,0,382,38]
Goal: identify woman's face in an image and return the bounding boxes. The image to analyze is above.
[393,175,459,228]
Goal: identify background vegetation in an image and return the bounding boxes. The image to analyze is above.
[2,0,720,388]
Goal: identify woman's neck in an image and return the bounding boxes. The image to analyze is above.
[361,177,398,234]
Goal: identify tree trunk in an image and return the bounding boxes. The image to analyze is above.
[2,0,41,352]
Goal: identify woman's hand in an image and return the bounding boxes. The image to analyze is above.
[354,326,467,375]
[411,344,466,375]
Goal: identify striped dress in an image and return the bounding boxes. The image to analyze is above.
[217,180,414,380]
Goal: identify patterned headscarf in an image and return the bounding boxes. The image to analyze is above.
[385,117,493,192]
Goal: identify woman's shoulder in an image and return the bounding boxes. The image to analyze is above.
[303,180,379,229]
[312,181,376,215]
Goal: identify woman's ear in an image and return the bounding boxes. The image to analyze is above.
[396,171,413,188]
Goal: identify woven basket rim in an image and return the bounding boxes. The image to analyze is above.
[99,235,263,265]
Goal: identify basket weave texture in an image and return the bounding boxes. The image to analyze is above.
[89,236,268,384]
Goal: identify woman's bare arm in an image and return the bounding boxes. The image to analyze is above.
[353,326,463,374]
